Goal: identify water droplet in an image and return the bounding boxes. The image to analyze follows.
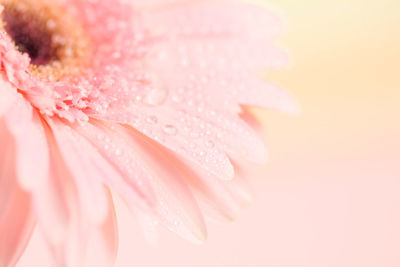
[172,95,183,103]
[205,140,214,148]
[146,116,158,124]
[143,88,168,106]
[163,125,178,135]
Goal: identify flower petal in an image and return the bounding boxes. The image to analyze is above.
[47,119,112,225]
[0,183,34,267]
[88,1,294,181]
[0,119,15,221]
[90,0,295,181]
[141,0,293,111]
[170,104,269,163]
[131,0,202,9]
[70,120,156,210]
[171,155,243,222]
[236,78,300,114]
[83,190,118,267]
[1,97,69,247]
[0,78,17,117]
[92,122,207,243]
[0,120,34,267]
[225,163,254,207]
[143,0,283,40]
[4,96,49,192]
[94,106,235,180]
[32,128,71,247]
[33,133,116,267]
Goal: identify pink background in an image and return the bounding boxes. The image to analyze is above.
[18,0,400,266]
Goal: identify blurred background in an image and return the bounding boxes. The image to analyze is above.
[18,0,400,266]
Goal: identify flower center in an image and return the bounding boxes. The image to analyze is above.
[0,0,91,80]
[3,3,55,65]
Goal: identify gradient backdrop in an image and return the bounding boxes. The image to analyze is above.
[18,0,400,266]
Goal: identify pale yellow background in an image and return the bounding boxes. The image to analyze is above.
[18,0,400,266]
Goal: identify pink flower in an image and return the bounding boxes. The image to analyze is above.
[0,0,296,266]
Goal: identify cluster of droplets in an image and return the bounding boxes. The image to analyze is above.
[76,120,203,238]
[96,76,268,178]
[76,121,155,207]
[1,0,285,182]
[78,1,289,178]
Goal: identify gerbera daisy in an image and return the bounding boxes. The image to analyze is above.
[0,0,297,266]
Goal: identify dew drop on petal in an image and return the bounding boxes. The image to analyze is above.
[162,124,178,136]
[146,116,158,124]
[171,95,183,103]
[143,87,168,106]
[205,140,215,148]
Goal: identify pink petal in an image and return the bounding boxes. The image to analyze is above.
[141,39,297,113]
[0,183,34,267]
[53,118,206,243]
[48,119,112,225]
[237,78,300,114]
[51,186,118,267]
[32,130,71,247]
[90,0,296,180]
[0,119,15,220]
[170,104,269,163]
[34,134,116,267]
[4,96,49,191]
[71,120,156,209]
[97,122,207,243]
[135,209,160,245]
[1,97,69,247]
[45,119,156,252]
[149,149,254,223]
[94,106,235,180]
[172,154,243,222]
[141,0,293,111]
[225,162,254,207]
[238,107,264,133]
[0,78,17,116]
[83,189,118,267]
[0,120,34,267]
[132,0,201,9]
[143,0,283,39]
